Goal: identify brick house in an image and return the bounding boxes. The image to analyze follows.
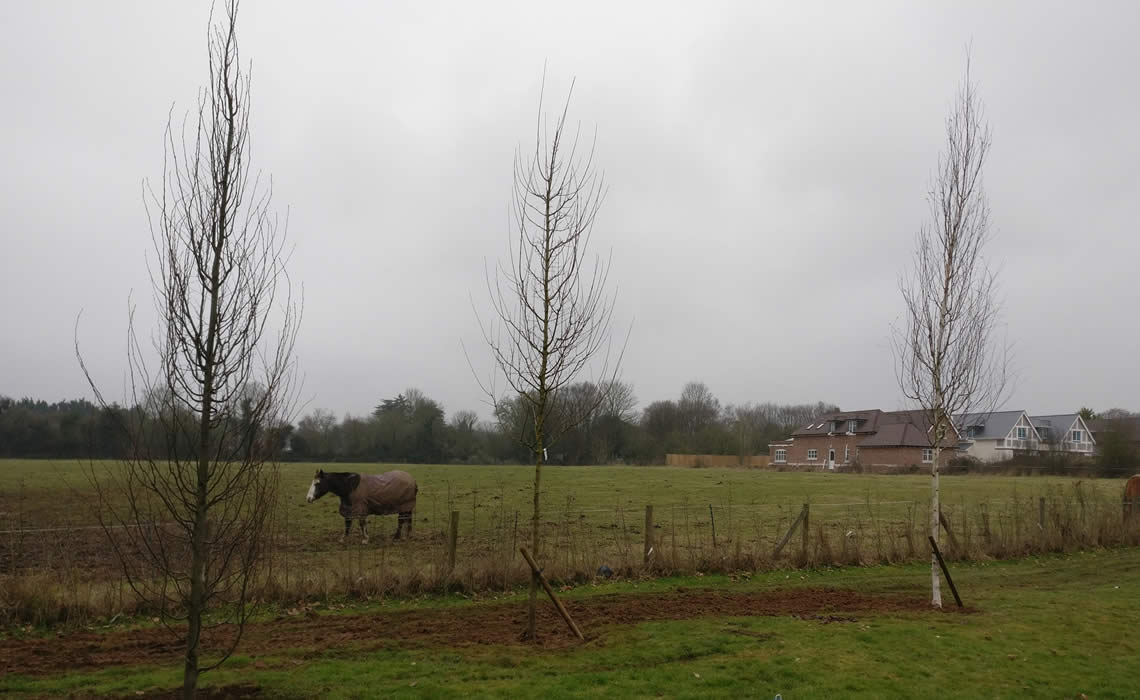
[768,409,956,472]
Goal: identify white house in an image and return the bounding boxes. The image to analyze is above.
[1029,414,1096,456]
[956,411,1040,463]
[956,411,1097,463]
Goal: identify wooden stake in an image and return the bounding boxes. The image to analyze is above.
[801,503,810,561]
[447,510,459,572]
[928,535,963,608]
[644,505,654,565]
[709,504,717,549]
[519,546,585,641]
[1038,496,1046,532]
[773,504,808,558]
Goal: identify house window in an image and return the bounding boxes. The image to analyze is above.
[829,422,838,433]
[1016,426,1027,440]
[922,448,933,463]
[1071,429,1083,443]
[844,445,850,462]
[848,420,857,433]
[774,449,787,463]
[807,449,818,461]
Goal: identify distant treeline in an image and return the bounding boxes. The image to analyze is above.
[0,384,837,465]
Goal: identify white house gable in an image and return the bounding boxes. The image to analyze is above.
[1003,414,1041,449]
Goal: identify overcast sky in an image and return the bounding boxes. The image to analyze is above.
[2,1,1137,422]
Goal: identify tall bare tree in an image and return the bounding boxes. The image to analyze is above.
[473,77,622,639]
[78,2,299,695]
[893,56,1008,608]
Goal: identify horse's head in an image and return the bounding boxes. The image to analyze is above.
[306,470,329,503]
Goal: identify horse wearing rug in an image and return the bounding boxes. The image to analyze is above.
[1125,475,1140,521]
[306,470,418,543]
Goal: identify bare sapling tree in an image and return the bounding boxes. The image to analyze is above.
[893,56,1008,609]
[473,77,623,640]
[77,1,299,696]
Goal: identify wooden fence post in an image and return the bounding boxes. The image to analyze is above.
[1038,497,1046,531]
[709,504,717,549]
[447,510,459,572]
[644,505,654,565]
[801,503,810,561]
[773,504,808,558]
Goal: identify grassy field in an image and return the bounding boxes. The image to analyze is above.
[2,459,1128,534]
[2,459,1136,628]
[2,546,1139,698]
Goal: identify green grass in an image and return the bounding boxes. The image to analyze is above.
[4,459,1135,637]
[3,547,1139,698]
[2,459,1126,535]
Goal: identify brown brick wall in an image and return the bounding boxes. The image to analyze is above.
[859,446,952,469]
[770,437,953,470]
[770,434,863,467]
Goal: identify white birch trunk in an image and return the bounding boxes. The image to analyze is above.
[930,443,942,609]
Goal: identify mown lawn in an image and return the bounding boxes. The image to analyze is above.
[3,546,1138,698]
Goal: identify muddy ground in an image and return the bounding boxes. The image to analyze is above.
[0,586,934,678]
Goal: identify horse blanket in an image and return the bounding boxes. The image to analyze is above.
[339,470,418,519]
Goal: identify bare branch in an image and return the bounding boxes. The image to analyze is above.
[472,73,625,640]
[891,51,1009,610]
[76,1,300,695]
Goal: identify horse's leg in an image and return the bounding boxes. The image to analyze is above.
[406,512,414,537]
[393,513,403,540]
[360,518,369,544]
[342,518,351,543]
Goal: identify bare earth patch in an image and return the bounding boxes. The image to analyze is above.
[0,587,933,677]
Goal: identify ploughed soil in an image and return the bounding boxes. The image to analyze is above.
[0,586,934,679]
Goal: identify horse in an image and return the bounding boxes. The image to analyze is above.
[1124,475,1140,521]
[305,469,418,543]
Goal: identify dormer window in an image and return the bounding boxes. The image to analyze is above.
[847,420,857,433]
[829,421,839,433]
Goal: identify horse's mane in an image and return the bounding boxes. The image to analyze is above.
[321,471,361,498]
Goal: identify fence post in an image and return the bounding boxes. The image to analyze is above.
[801,503,810,562]
[644,505,654,565]
[447,510,459,572]
[709,504,717,549]
[773,504,807,558]
[1038,497,1046,531]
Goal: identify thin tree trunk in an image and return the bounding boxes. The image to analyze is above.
[528,446,542,639]
[184,139,228,693]
[930,442,942,609]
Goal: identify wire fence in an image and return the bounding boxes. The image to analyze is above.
[3,486,1139,626]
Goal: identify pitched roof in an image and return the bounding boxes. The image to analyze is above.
[790,409,882,437]
[859,422,936,448]
[1031,414,1091,443]
[955,410,1026,440]
[789,408,955,447]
